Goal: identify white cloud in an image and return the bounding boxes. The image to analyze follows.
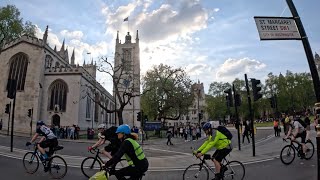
[216,57,266,80]
[60,30,84,40]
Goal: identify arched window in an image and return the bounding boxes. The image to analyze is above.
[55,62,60,68]
[7,53,29,91]
[48,80,68,112]
[45,55,53,68]
[86,96,91,118]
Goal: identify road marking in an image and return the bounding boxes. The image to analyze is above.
[145,147,190,156]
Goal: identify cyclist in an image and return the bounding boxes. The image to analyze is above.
[88,124,121,159]
[26,121,58,162]
[104,124,148,180]
[196,122,232,180]
[291,116,307,159]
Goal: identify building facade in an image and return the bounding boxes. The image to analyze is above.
[0,26,115,134]
[113,31,141,127]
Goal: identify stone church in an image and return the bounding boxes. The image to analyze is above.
[0,26,122,134]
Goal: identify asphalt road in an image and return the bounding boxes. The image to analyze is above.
[0,154,316,180]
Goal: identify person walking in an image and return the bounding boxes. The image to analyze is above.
[273,119,280,137]
[166,130,173,145]
[242,121,250,143]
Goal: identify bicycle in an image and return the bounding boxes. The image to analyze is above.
[81,148,128,178]
[23,143,67,179]
[183,148,245,180]
[280,137,315,165]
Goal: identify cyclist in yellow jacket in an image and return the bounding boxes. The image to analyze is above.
[196,122,232,180]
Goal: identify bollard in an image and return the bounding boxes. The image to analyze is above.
[316,124,320,180]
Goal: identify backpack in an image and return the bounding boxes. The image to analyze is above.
[216,126,233,140]
[295,118,307,128]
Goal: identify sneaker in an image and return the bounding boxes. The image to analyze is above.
[221,166,228,174]
[44,164,49,172]
[300,153,306,159]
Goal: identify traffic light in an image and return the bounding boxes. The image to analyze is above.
[198,112,203,120]
[5,104,10,114]
[28,109,32,117]
[235,94,241,106]
[251,79,262,101]
[137,112,141,121]
[224,88,233,107]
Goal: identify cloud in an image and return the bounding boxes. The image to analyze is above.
[60,30,84,40]
[216,57,266,79]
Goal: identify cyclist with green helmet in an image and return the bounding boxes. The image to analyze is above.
[196,122,232,180]
[104,124,148,180]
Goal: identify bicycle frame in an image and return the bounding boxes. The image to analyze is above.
[196,155,230,175]
[284,139,303,155]
[29,144,47,167]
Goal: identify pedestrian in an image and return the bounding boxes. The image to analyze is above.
[184,127,188,142]
[281,113,286,135]
[166,130,173,145]
[314,114,319,131]
[179,127,183,138]
[273,119,279,137]
[0,119,2,130]
[242,121,250,143]
[304,112,311,141]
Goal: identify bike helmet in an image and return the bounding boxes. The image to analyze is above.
[98,124,106,129]
[202,122,212,131]
[116,124,131,134]
[36,120,45,126]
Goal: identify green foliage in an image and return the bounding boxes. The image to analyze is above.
[206,71,316,121]
[141,64,194,121]
[0,5,36,51]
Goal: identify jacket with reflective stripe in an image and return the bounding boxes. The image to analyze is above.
[125,138,145,166]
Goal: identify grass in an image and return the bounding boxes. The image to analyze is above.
[254,121,273,127]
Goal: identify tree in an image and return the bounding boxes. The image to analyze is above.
[0,5,36,53]
[141,64,194,123]
[83,55,139,125]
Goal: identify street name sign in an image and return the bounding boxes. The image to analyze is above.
[254,16,301,40]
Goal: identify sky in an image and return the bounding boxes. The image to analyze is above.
[1,0,320,94]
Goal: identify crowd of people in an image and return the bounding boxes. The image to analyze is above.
[48,124,81,140]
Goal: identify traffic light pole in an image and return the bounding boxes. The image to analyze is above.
[10,92,16,152]
[245,74,255,156]
[7,102,11,136]
[233,84,241,151]
[30,108,33,137]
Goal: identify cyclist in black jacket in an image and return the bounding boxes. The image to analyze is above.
[88,124,121,159]
[105,124,148,180]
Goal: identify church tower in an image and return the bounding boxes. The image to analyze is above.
[114,30,140,127]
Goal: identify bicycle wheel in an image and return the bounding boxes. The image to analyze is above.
[81,157,102,178]
[183,164,209,180]
[305,141,315,160]
[48,155,68,179]
[22,152,39,174]
[280,145,295,165]
[223,161,245,180]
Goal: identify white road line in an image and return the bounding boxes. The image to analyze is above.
[146,147,190,156]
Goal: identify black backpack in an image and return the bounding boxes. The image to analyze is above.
[216,126,233,140]
[295,118,307,128]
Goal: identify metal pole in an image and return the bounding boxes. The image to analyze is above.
[286,0,320,102]
[30,107,33,137]
[7,102,11,136]
[233,84,241,151]
[245,74,255,156]
[10,94,16,152]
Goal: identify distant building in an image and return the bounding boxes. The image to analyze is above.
[0,26,115,134]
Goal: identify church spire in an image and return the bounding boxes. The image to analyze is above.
[54,45,57,52]
[136,30,139,42]
[83,59,86,66]
[91,58,93,65]
[71,48,75,65]
[60,39,65,52]
[116,31,119,44]
[43,25,48,45]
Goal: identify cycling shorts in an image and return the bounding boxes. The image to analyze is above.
[212,148,232,162]
[295,131,306,143]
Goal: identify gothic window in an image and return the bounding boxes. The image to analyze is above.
[48,80,68,112]
[94,93,100,122]
[86,96,91,119]
[122,49,132,71]
[7,53,29,91]
[45,55,53,68]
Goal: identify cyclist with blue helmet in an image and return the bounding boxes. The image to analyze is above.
[26,121,58,163]
[104,124,148,180]
[196,122,232,180]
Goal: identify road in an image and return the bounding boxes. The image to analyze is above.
[0,154,316,180]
